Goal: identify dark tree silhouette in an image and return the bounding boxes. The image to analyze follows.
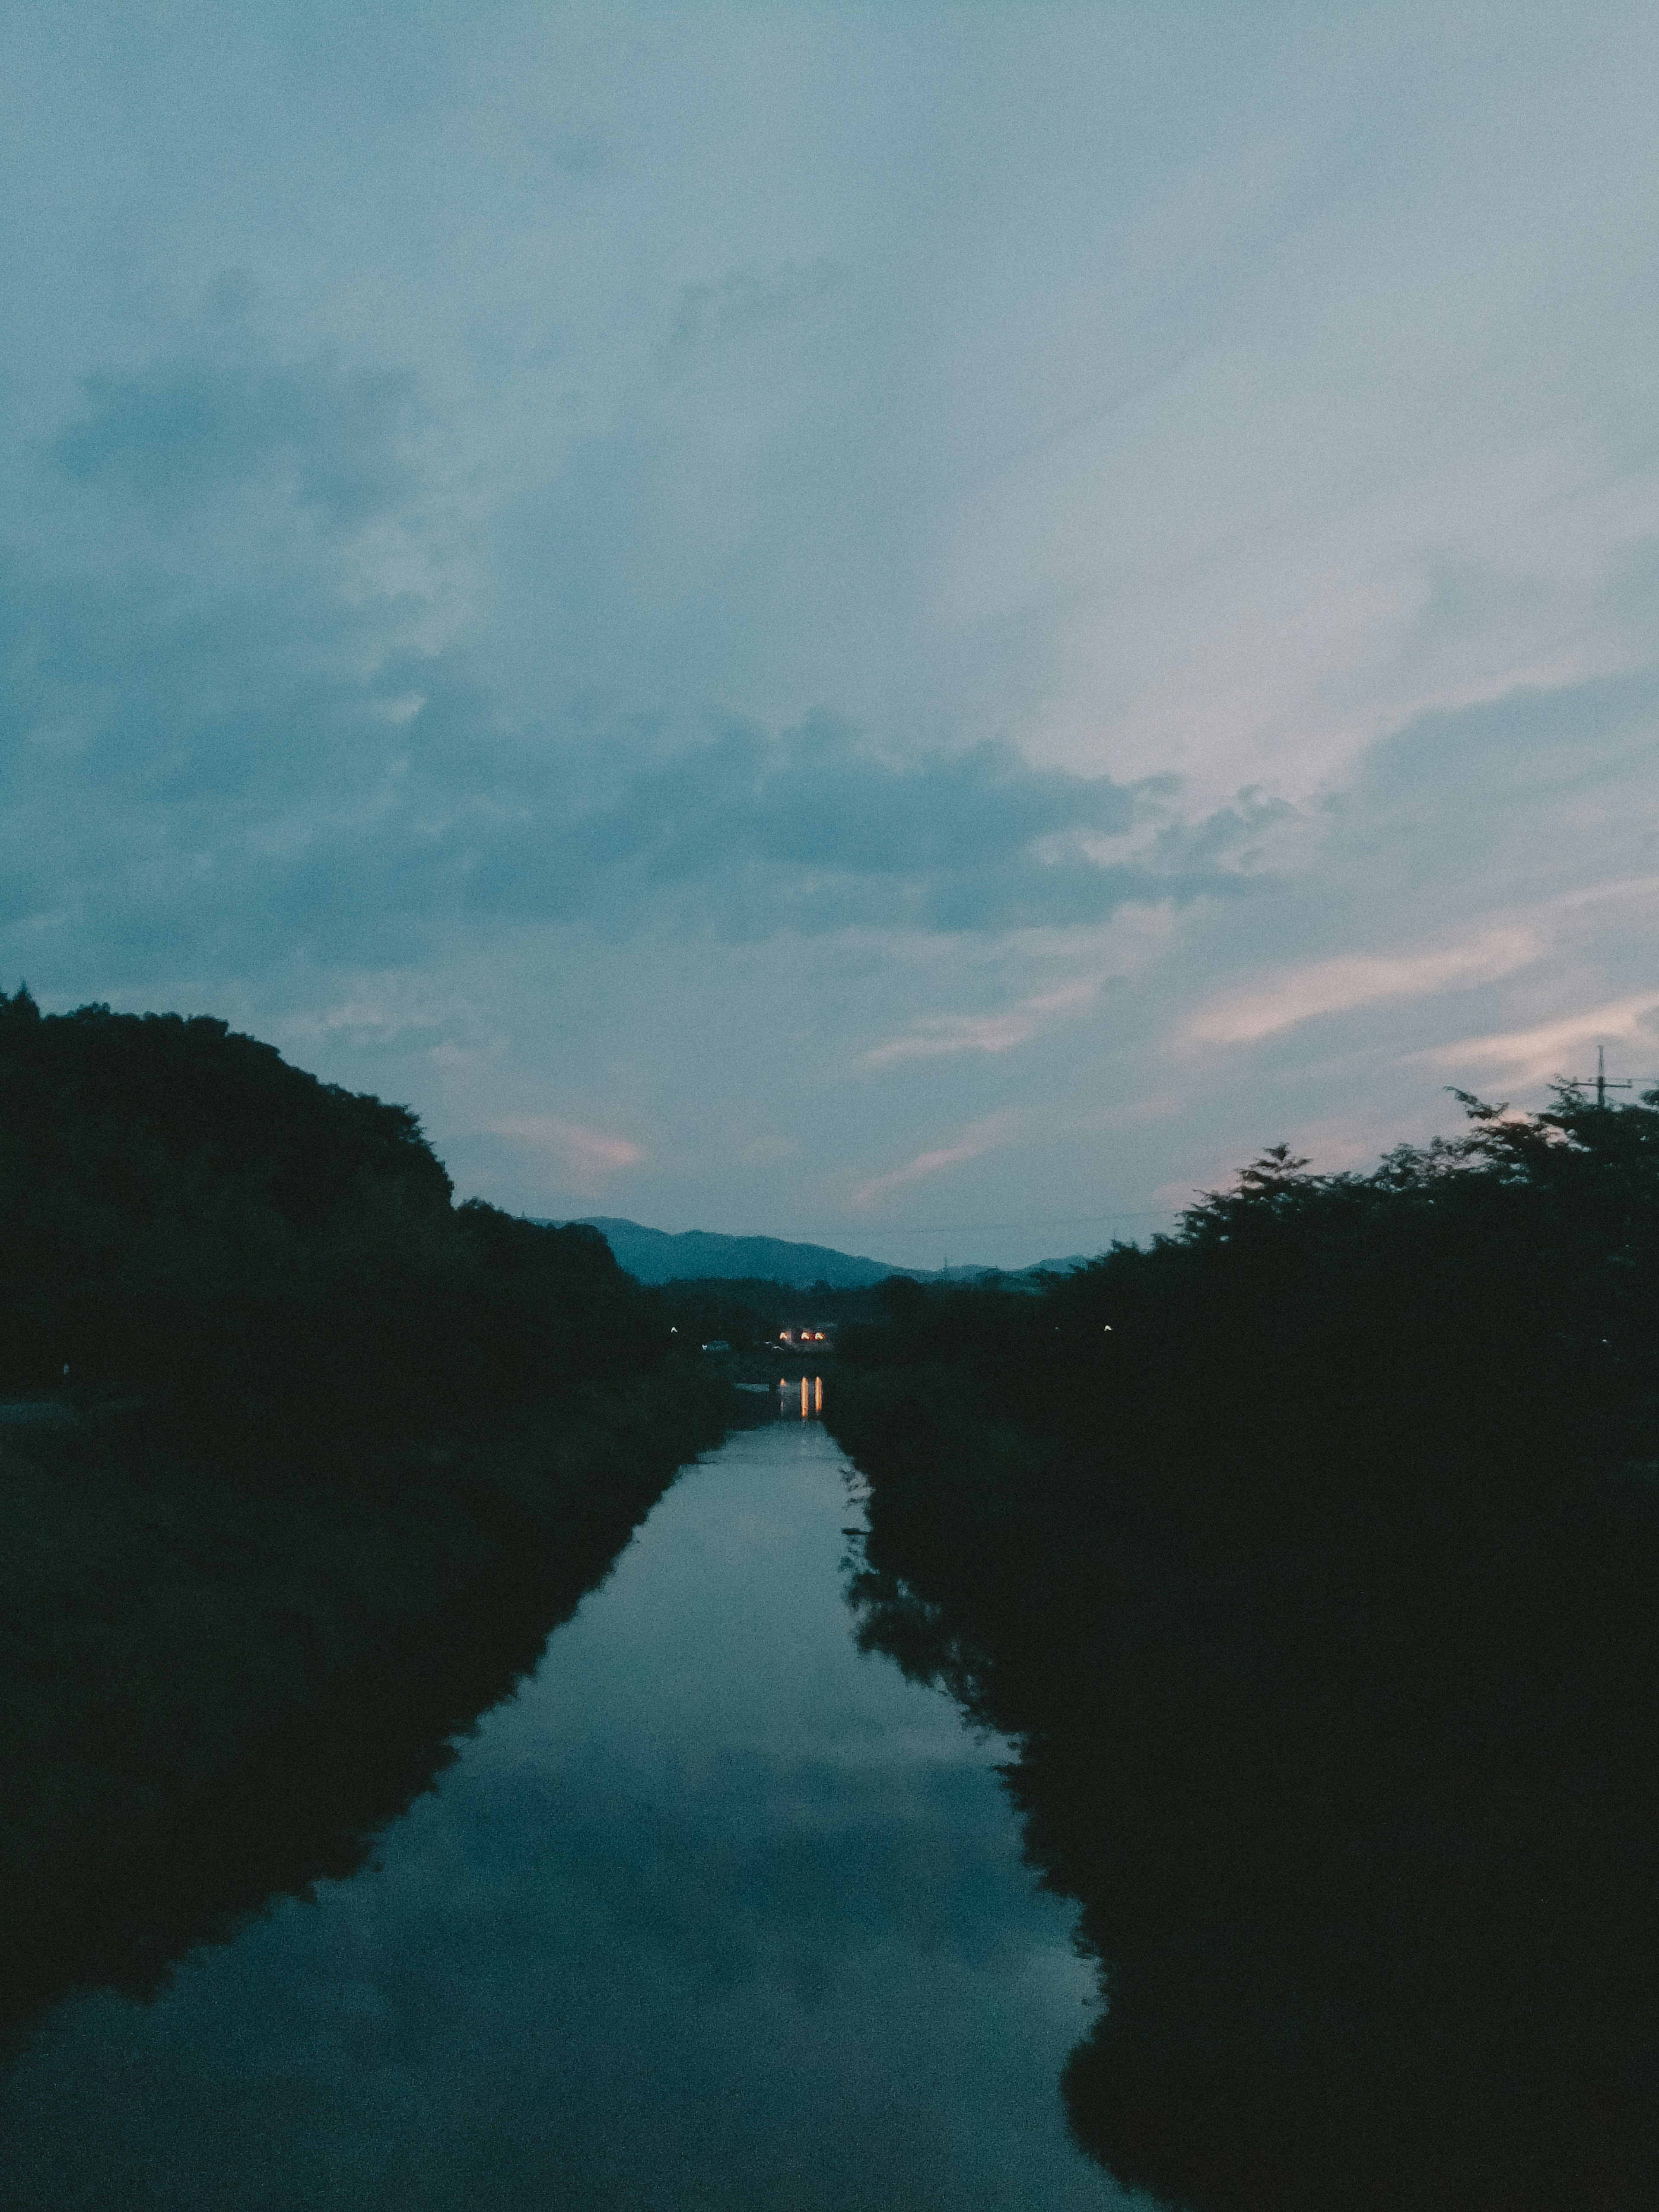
[832,1090,1659,2210]
[0,991,727,2048]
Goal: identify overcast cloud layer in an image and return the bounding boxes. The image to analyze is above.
[6,3,1659,1265]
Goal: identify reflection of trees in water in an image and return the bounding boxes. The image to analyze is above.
[0,1437,691,2058]
[850,1475,1659,2212]
[0,990,729,2058]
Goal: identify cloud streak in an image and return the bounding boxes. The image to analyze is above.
[1420,997,1659,1089]
[1181,926,1545,1048]
[862,979,1101,1066]
[487,1117,646,1183]
[851,1115,1018,1211]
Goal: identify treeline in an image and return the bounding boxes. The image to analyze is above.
[0,989,727,2046]
[829,1092,1659,2211]
[0,986,655,1420]
[653,1276,890,1362]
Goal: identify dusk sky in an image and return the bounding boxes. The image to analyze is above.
[6,3,1659,1268]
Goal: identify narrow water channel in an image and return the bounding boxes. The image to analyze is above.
[0,1419,1122,2210]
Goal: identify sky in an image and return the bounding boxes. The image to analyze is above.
[5,2,1659,1268]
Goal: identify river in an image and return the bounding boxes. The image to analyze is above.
[0,1415,1123,2210]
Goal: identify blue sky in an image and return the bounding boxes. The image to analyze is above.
[6,2,1659,1266]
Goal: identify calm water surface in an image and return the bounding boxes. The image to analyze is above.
[0,1419,1123,2210]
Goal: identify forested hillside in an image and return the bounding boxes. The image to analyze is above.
[830,1090,1659,2212]
[0,989,727,2045]
[0,987,654,1417]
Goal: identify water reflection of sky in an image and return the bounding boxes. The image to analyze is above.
[0,1424,1122,2210]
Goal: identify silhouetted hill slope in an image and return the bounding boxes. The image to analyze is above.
[566,1218,927,1289]
[0,989,678,1414]
[565,1217,1087,1288]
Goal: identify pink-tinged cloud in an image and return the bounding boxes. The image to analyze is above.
[863,979,1100,1068]
[1420,994,1659,1087]
[489,1116,646,1180]
[1180,925,1542,1048]
[851,1114,1017,1211]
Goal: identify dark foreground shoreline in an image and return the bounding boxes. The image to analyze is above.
[0,990,740,2050]
[831,1359,1659,2212]
[0,1369,728,2053]
[824,1098,1659,2211]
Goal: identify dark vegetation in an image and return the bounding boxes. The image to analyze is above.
[830,1091,1659,2212]
[652,1276,888,1382]
[0,988,727,2049]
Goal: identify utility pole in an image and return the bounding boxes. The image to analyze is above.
[1568,1045,1634,1109]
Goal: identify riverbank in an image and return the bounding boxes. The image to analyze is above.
[0,1365,728,2050]
[826,1098,1659,2210]
[0,989,742,2048]
[0,1418,1112,2212]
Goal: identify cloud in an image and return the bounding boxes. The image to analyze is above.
[54,353,424,528]
[1181,925,1544,1048]
[660,259,849,367]
[1420,996,1659,1089]
[451,714,1278,944]
[512,716,1159,937]
[0,309,1271,986]
[1,461,1262,975]
[1342,670,1659,829]
[851,1114,1017,1211]
[862,978,1100,1066]
[14,6,1659,1261]
[487,1117,646,1181]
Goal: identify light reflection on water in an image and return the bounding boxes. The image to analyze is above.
[0,1422,1120,2211]
[774,1362,832,1415]
[775,1373,826,1417]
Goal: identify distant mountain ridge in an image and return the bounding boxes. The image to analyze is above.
[555,1217,1088,1289]
[560,1218,924,1289]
